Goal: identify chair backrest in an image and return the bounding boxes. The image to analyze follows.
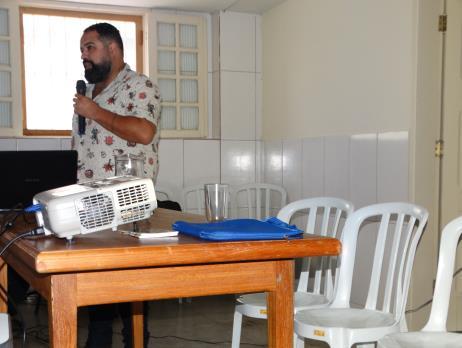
[277,197,354,298]
[233,183,287,220]
[181,183,231,216]
[181,184,206,215]
[155,185,174,201]
[422,216,462,332]
[332,202,429,324]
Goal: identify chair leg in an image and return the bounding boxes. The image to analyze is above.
[231,310,243,348]
[294,333,304,348]
[329,334,347,348]
[399,317,408,332]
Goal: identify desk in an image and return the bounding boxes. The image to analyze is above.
[0,208,340,347]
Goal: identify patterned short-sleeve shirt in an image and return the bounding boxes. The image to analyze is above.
[72,64,161,183]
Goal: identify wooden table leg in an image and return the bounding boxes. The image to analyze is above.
[48,274,77,348]
[132,301,144,348]
[267,260,294,348]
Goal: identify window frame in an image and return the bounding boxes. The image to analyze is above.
[151,13,208,139]
[0,2,20,137]
[19,7,143,136]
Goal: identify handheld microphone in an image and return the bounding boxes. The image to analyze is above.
[76,80,87,135]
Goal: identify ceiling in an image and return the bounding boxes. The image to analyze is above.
[55,0,287,14]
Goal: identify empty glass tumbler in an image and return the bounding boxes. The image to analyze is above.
[204,183,229,222]
[114,153,145,177]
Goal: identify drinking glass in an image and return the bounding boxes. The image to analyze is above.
[114,153,145,232]
[114,153,145,177]
[204,184,229,222]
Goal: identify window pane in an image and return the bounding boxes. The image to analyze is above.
[160,106,176,129]
[158,79,176,102]
[0,9,8,36]
[116,21,137,71]
[0,101,12,127]
[0,41,9,65]
[22,13,138,130]
[181,107,198,130]
[180,24,197,49]
[156,14,206,138]
[180,79,198,103]
[157,50,175,75]
[0,71,11,97]
[158,22,175,47]
[180,52,197,76]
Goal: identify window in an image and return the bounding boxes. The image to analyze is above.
[0,6,14,133]
[20,8,142,136]
[153,13,208,138]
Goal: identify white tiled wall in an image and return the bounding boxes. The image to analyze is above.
[183,139,220,187]
[221,140,256,186]
[61,138,72,150]
[263,139,283,186]
[219,11,256,72]
[154,130,409,213]
[350,133,377,207]
[282,139,303,202]
[156,139,184,202]
[220,71,256,140]
[377,131,409,202]
[219,11,260,142]
[302,137,324,198]
[17,138,61,151]
[0,131,410,212]
[0,138,16,150]
[260,131,409,209]
[0,137,71,151]
[324,135,350,199]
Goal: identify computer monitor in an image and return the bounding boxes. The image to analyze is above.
[0,150,77,211]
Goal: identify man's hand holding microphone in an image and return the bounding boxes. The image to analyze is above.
[73,80,102,135]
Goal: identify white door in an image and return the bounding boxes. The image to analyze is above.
[441,0,462,330]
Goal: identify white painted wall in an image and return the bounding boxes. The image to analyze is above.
[261,0,418,139]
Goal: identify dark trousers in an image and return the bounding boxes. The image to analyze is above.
[8,268,29,315]
[85,302,149,348]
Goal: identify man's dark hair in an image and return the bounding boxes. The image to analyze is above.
[84,22,124,53]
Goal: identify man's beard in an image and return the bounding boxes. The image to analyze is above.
[84,59,111,84]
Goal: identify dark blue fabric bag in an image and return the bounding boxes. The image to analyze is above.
[172,217,303,241]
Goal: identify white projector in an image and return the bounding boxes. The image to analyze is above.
[33,176,157,240]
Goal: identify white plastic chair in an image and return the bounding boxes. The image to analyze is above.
[0,313,12,347]
[154,185,175,202]
[294,202,429,348]
[181,184,207,215]
[231,197,354,348]
[377,215,462,348]
[231,183,287,220]
[181,183,231,217]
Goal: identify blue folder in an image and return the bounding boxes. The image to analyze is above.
[172,217,303,241]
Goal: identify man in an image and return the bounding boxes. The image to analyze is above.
[73,22,160,183]
[72,22,160,348]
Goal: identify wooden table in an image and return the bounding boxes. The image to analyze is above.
[0,208,340,348]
